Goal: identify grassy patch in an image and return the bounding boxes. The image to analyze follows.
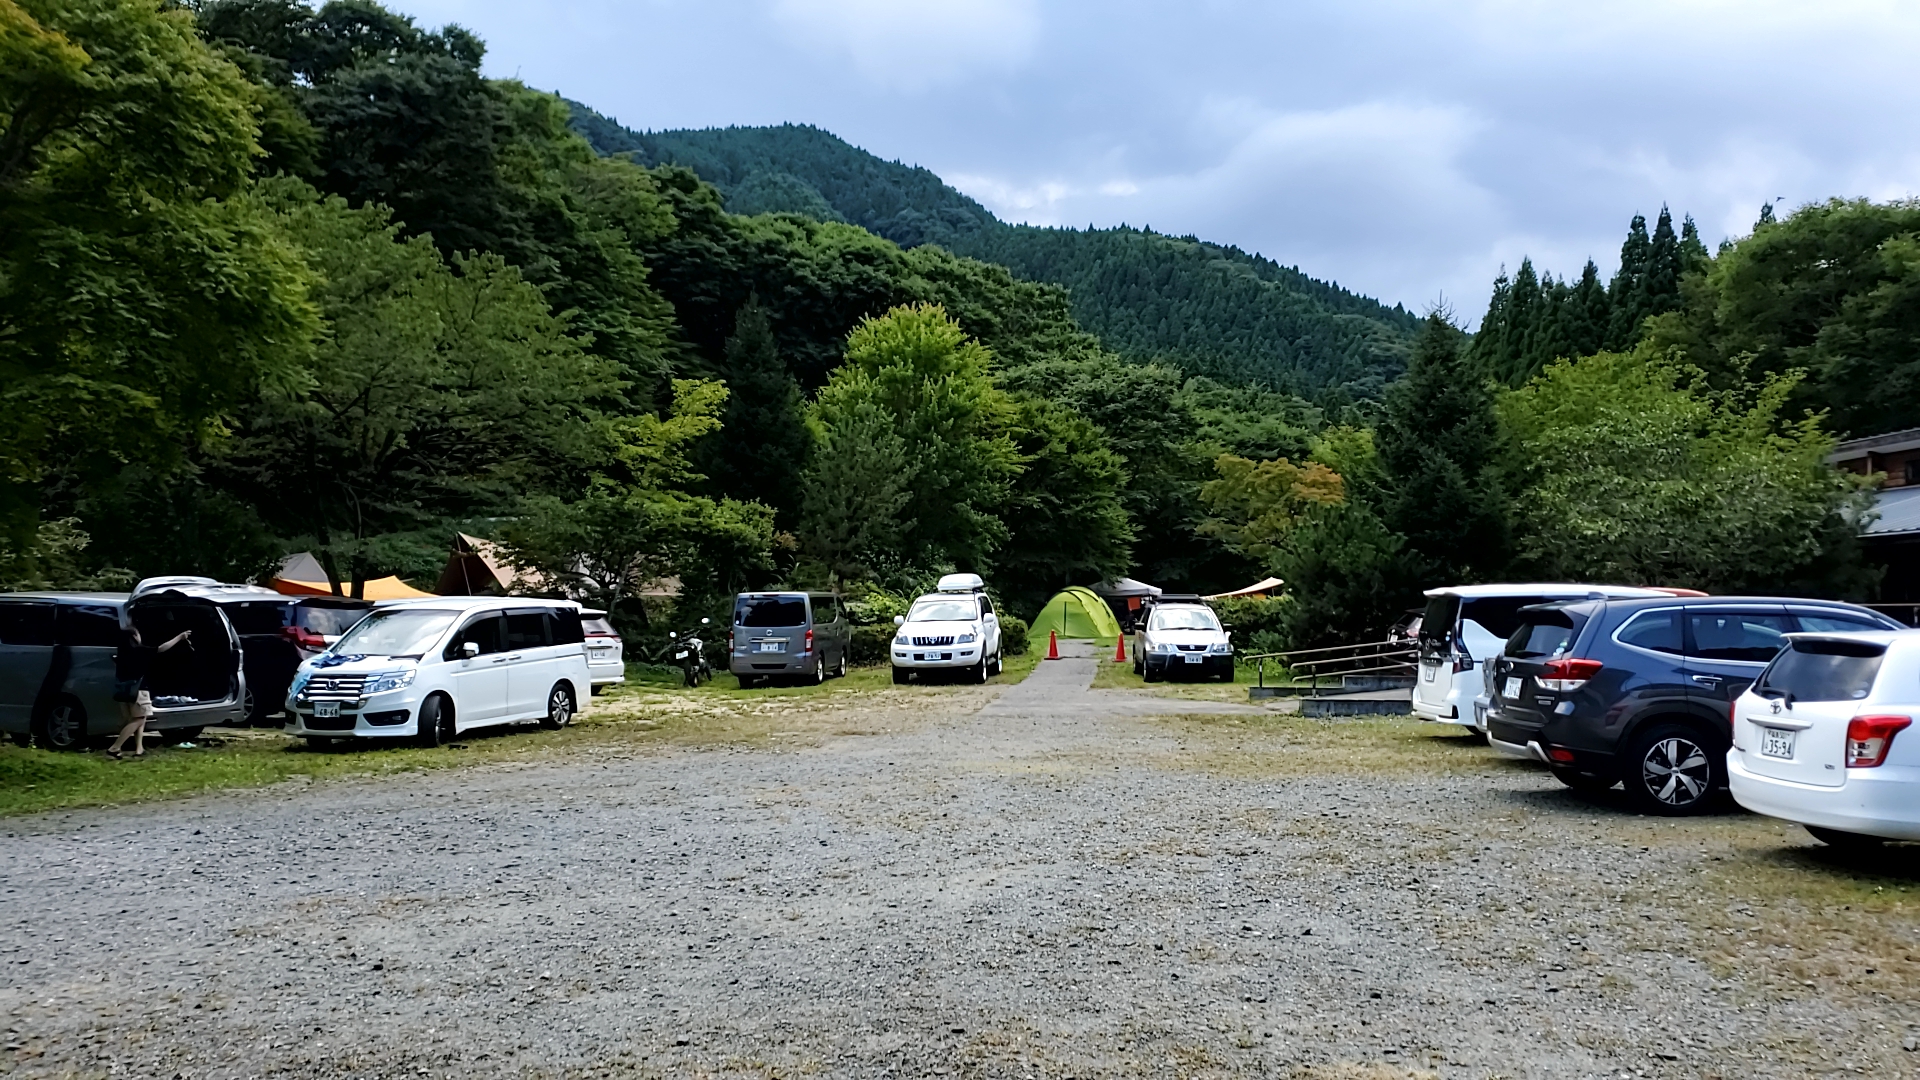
[0,656,1039,818]
[1145,712,1506,778]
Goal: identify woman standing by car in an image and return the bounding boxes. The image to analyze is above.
[106,626,191,759]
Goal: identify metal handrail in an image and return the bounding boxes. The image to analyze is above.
[1244,638,1418,696]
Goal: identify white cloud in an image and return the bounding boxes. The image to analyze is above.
[767,0,1042,90]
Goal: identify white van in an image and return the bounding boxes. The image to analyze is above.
[1413,584,1674,729]
[283,597,590,747]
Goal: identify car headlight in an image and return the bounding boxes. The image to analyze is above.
[957,632,977,644]
[363,670,416,695]
[1154,642,1178,654]
[1209,641,1233,654]
[895,635,909,645]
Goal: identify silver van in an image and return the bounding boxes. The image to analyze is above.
[0,589,248,750]
[728,592,851,687]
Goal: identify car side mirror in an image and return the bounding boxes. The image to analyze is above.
[893,615,905,626]
[461,641,480,659]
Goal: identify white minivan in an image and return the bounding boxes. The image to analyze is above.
[1413,584,1677,730]
[284,597,590,747]
[1729,630,1920,849]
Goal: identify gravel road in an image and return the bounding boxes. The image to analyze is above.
[5,641,1919,1080]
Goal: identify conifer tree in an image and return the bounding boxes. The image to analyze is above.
[702,300,811,526]
[1635,206,1682,324]
[1568,260,1610,357]
[1607,214,1652,349]
[1468,268,1512,379]
[1376,314,1508,583]
[1678,215,1710,274]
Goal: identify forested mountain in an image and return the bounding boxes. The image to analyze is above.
[569,106,1419,397]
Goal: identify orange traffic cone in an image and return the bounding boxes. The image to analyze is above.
[1113,634,1129,662]
[1045,630,1060,660]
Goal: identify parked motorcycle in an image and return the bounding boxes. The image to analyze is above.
[669,618,713,688]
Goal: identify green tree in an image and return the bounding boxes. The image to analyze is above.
[217,183,617,595]
[1375,313,1508,583]
[1496,349,1874,596]
[797,398,915,581]
[995,395,1134,613]
[695,299,810,524]
[810,303,1021,569]
[1197,454,1345,568]
[1643,197,1920,437]
[1,0,316,549]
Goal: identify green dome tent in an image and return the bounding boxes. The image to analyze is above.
[1031,586,1123,641]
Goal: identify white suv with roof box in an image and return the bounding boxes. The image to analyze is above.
[890,574,1002,684]
[283,597,589,747]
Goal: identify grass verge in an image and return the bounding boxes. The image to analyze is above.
[0,654,1040,819]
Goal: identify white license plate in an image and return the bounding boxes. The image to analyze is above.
[314,702,340,719]
[1503,678,1522,699]
[1422,663,1437,682]
[755,641,784,653]
[1182,653,1203,664]
[1760,726,1795,759]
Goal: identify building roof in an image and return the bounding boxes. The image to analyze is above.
[1865,485,1920,538]
[1830,426,1920,463]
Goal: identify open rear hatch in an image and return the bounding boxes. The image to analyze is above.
[126,590,245,720]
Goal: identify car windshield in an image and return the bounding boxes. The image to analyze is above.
[1150,607,1219,631]
[908,598,979,623]
[329,609,458,658]
[1757,639,1885,702]
[1505,607,1589,659]
[738,596,807,627]
[299,606,368,636]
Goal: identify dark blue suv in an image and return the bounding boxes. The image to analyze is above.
[1486,596,1902,815]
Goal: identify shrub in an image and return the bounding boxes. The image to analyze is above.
[1000,615,1030,655]
[1210,596,1288,654]
[850,624,896,666]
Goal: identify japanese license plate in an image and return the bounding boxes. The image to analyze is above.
[1760,726,1795,759]
[1421,663,1437,682]
[1503,677,1522,699]
[1183,653,1203,664]
[314,701,340,719]
[755,640,784,653]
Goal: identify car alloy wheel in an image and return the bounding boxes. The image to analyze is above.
[541,685,573,729]
[41,698,87,751]
[1627,725,1720,815]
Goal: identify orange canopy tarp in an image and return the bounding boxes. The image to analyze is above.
[271,576,436,601]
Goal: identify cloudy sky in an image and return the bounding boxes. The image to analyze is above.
[400,0,1920,319]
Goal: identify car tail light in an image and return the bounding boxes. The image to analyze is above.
[1537,658,1602,692]
[1546,746,1577,763]
[804,628,814,653]
[1845,715,1911,768]
[1451,650,1474,674]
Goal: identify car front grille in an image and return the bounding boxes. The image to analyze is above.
[912,636,956,647]
[303,674,368,701]
[1176,644,1208,653]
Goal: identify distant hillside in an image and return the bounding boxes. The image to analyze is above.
[570,104,1418,395]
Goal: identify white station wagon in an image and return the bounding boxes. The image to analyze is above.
[1729,629,1920,849]
[284,597,590,747]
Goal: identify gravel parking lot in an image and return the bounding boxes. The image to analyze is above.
[4,642,1919,1080]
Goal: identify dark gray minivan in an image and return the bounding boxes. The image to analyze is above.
[0,590,249,750]
[728,592,851,687]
